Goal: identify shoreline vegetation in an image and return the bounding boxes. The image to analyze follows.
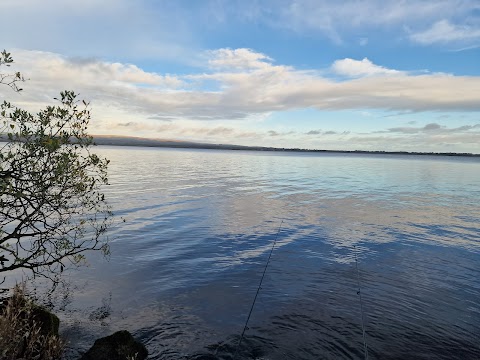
[90,135,480,158]
[0,285,147,360]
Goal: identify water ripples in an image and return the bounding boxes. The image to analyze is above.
[54,147,480,359]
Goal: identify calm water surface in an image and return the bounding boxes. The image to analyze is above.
[53,147,479,359]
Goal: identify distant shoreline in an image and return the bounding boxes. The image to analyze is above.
[90,135,480,158]
[1,135,478,157]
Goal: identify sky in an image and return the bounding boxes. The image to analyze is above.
[1,0,480,153]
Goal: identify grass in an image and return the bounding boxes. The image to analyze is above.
[0,284,63,360]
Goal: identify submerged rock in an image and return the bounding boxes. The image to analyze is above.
[80,330,148,360]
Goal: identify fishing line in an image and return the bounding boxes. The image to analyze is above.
[232,220,284,360]
[353,245,369,360]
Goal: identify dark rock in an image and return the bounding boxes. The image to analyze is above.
[0,296,59,337]
[31,303,60,336]
[80,330,148,360]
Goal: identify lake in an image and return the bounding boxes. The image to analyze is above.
[51,146,480,359]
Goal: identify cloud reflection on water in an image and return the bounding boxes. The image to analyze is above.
[54,146,480,359]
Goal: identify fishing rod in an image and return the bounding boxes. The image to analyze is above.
[232,220,284,360]
[353,245,369,360]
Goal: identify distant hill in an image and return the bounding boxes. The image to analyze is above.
[92,135,274,151]
[91,135,480,157]
[1,134,478,157]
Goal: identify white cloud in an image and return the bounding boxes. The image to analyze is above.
[4,48,480,116]
[331,58,402,77]
[150,1,478,48]
[2,48,480,152]
[410,20,480,45]
[252,0,480,44]
[207,48,273,70]
[384,123,480,134]
[2,0,479,59]
[22,51,183,88]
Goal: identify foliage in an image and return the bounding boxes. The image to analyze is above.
[0,284,64,360]
[0,51,24,92]
[0,50,111,282]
